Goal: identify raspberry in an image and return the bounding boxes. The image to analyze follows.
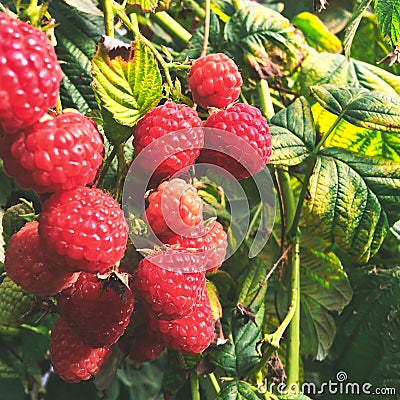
[50,317,112,383]
[145,178,203,239]
[189,53,242,109]
[0,276,37,327]
[128,331,165,363]
[134,250,206,320]
[2,200,35,245]
[166,221,227,273]
[57,272,134,347]
[4,221,78,296]
[39,187,128,273]
[133,102,203,182]
[199,103,272,180]
[2,113,104,193]
[0,13,62,134]
[147,287,215,354]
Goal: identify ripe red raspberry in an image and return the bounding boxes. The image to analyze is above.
[145,178,203,239]
[57,272,134,347]
[134,250,206,320]
[146,287,215,354]
[39,187,128,273]
[0,13,62,134]
[128,331,165,363]
[166,221,227,273]
[133,102,203,182]
[199,103,272,180]
[50,317,112,383]
[4,221,78,296]
[2,113,104,193]
[189,53,242,109]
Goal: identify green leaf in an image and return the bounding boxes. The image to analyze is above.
[127,0,158,12]
[310,85,400,133]
[278,395,313,400]
[343,0,372,60]
[63,0,103,16]
[0,165,13,209]
[92,38,163,135]
[313,103,400,161]
[225,2,306,78]
[269,97,316,166]
[374,0,400,46]
[297,52,400,100]
[49,1,104,112]
[292,12,342,53]
[300,247,352,360]
[325,267,400,389]
[351,14,400,76]
[304,148,400,264]
[209,258,267,377]
[216,380,260,400]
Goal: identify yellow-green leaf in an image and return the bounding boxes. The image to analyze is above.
[313,103,400,161]
[127,0,158,12]
[292,12,342,53]
[304,148,400,264]
[91,37,163,137]
[310,85,400,133]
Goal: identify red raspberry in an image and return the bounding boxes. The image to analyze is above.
[0,13,62,134]
[189,53,242,109]
[39,187,128,273]
[128,331,165,363]
[2,113,104,193]
[134,250,206,320]
[57,272,134,347]
[166,221,227,273]
[145,178,203,239]
[133,102,203,182]
[4,221,78,296]
[146,287,215,354]
[50,317,112,383]
[199,103,272,180]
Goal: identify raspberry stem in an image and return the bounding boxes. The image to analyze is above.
[190,370,200,400]
[200,0,211,57]
[102,0,115,37]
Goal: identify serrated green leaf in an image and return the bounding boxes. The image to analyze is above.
[343,0,372,60]
[304,148,400,264]
[269,97,316,166]
[49,1,104,112]
[127,0,158,12]
[92,38,163,134]
[313,103,400,161]
[210,258,267,377]
[292,12,342,53]
[300,247,352,360]
[374,0,400,46]
[325,267,400,390]
[225,2,306,78]
[351,14,400,76]
[298,52,400,100]
[216,380,260,400]
[310,85,400,133]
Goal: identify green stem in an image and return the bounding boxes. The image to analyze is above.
[200,0,211,57]
[257,79,275,119]
[190,371,200,400]
[151,12,192,49]
[115,143,127,202]
[245,201,262,243]
[129,12,140,37]
[98,146,118,188]
[209,372,221,394]
[181,0,206,19]
[286,230,301,388]
[276,168,296,236]
[103,0,115,37]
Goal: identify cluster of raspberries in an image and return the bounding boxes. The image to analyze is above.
[0,11,272,385]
